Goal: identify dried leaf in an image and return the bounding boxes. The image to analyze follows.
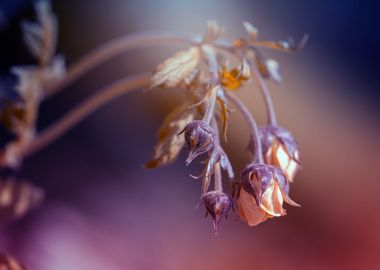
[12,56,66,100]
[256,57,282,83]
[145,104,196,168]
[253,34,309,52]
[0,102,28,135]
[217,96,230,141]
[0,253,28,270]
[183,68,201,90]
[149,47,200,89]
[22,0,58,66]
[220,59,250,90]
[243,21,258,42]
[0,178,44,224]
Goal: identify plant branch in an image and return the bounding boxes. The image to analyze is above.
[24,73,150,158]
[201,44,220,124]
[44,31,236,98]
[224,91,263,164]
[211,118,223,192]
[250,63,277,125]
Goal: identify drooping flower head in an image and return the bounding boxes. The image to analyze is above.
[201,191,232,233]
[237,164,299,226]
[181,120,215,165]
[260,125,300,182]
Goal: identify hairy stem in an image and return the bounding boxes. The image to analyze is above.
[225,91,264,164]
[201,44,220,124]
[250,64,277,125]
[24,73,150,158]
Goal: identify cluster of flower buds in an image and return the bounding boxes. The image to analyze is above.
[181,120,234,232]
[146,20,305,232]
[0,1,306,234]
[237,164,299,226]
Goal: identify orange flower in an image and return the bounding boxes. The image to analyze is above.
[237,164,299,226]
[220,60,250,90]
[260,125,300,182]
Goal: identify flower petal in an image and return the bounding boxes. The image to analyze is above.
[237,188,268,226]
[260,180,284,216]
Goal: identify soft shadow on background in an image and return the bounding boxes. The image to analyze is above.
[0,0,380,269]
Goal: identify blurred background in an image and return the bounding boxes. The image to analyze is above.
[0,0,380,269]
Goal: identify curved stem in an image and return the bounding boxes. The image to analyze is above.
[24,73,150,158]
[201,44,220,124]
[43,31,236,98]
[250,64,277,125]
[224,91,264,164]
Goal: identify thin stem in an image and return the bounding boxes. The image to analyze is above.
[24,73,150,158]
[211,118,223,192]
[224,91,264,164]
[214,162,223,192]
[250,63,277,125]
[201,44,220,124]
[203,86,218,124]
[43,31,236,98]
[44,32,202,97]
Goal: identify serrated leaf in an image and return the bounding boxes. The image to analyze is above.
[22,0,58,65]
[149,47,200,89]
[145,104,195,168]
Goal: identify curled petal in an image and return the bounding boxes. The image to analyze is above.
[259,181,285,216]
[237,187,269,226]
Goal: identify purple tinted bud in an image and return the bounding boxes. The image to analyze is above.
[181,120,215,165]
[259,125,300,182]
[240,163,299,208]
[201,191,232,234]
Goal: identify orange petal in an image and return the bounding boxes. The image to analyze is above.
[260,181,285,216]
[237,188,267,226]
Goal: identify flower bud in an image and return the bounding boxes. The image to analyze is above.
[259,125,300,182]
[237,164,299,226]
[201,191,232,233]
[181,120,215,165]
